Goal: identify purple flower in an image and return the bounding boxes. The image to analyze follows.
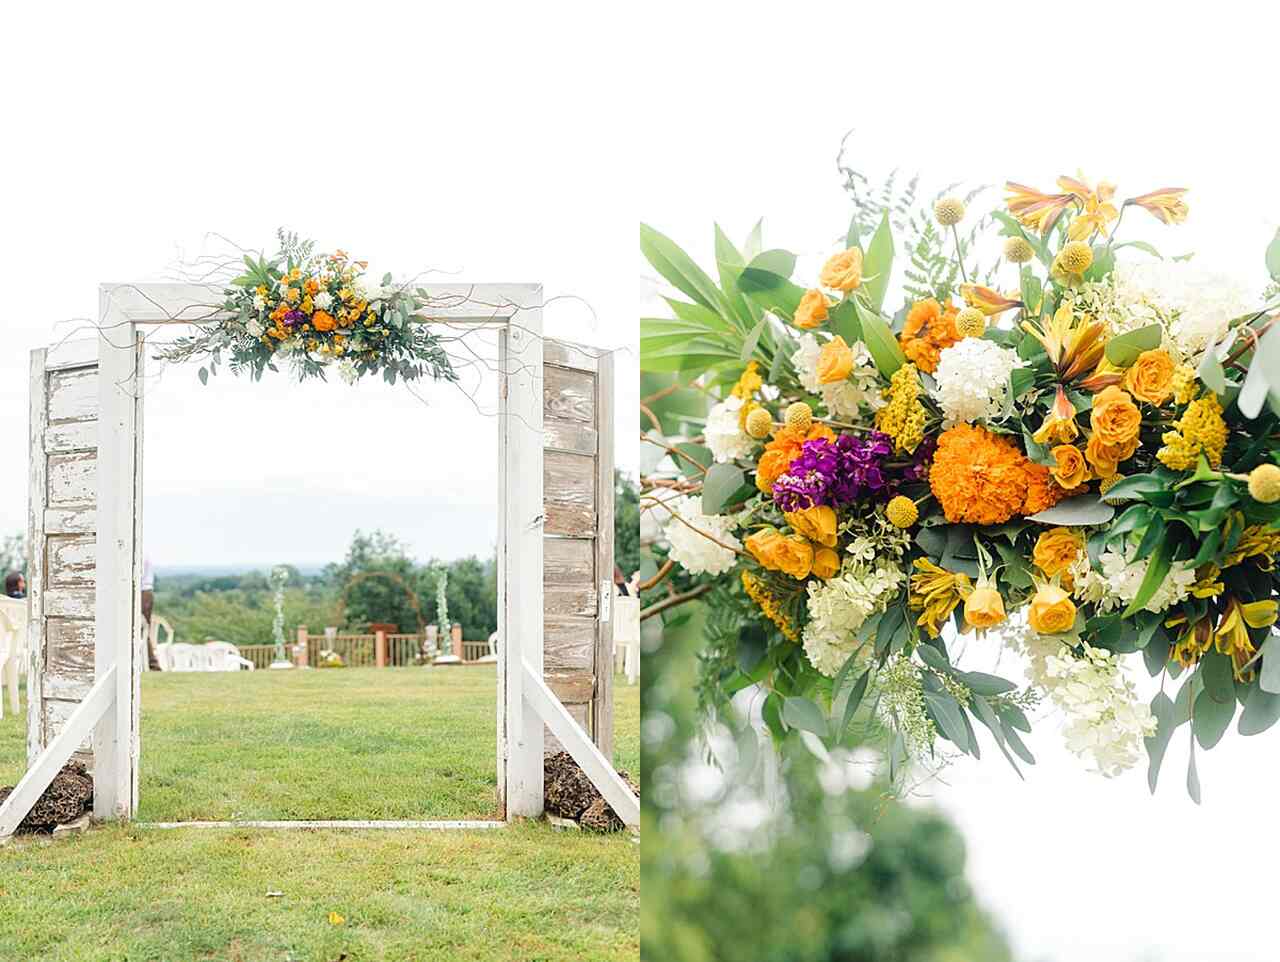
[903,436,937,484]
[772,432,894,512]
[283,310,305,327]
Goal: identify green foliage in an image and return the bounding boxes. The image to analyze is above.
[0,530,25,578]
[614,470,642,578]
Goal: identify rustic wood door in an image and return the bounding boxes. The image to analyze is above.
[542,339,615,757]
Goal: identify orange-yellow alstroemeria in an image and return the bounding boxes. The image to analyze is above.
[1032,386,1080,445]
[1022,304,1107,382]
[958,283,1022,317]
[1057,173,1119,240]
[1126,187,1190,225]
[1005,181,1074,235]
[1077,357,1127,393]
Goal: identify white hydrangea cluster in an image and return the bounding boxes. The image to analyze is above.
[801,556,905,676]
[842,507,911,565]
[1065,260,1255,361]
[660,495,742,576]
[1075,542,1196,614]
[794,333,883,418]
[1017,628,1157,776]
[705,395,754,463]
[931,338,1021,426]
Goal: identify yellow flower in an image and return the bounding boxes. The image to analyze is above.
[1170,363,1199,405]
[933,196,966,226]
[1214,598,1278,680]
[1090,386,1142,448]
[1005,181,1075,234]
[785,505,838,548]
[958,283,1021,317]
[954,307,986,338]
[745,529,813,580]
[812,547,841,580]
[1054,240,1093,276]
[1220,519,1280,570]
[744,406,773,439]
[885,496,918,529]
[1050,444,1090,490]
[909,559,971,638]
[1169,615,1213,671]
[1157,393,1227,471]
[816,336,854,384]
[793,290,831,329]
[964,583,1006,630]
[875,364,927,454]
[819,248,863,292]
[1028,583,1077,635]
[1003,236,1035,263]
[1085,432,1137,480]
[731,361,763,400]
[742,571,799,641]
[1033,386,1080,445]
[1124,349,1175,405]
[1032,527,1084,587]
[1021,303,1106,381]
[1057,172,1118,241]
[783,402,813,433]
[1127,187,1189,225]
[1248,464,1280,503]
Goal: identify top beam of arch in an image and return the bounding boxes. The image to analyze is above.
[99,282,542,326]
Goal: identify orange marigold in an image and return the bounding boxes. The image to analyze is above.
[929,425,1029,525]
[1022,461,1083,515]
[755,421,836,493]
[900,299,961,374]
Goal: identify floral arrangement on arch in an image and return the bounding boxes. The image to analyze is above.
[641,168,1280,799]
[158,229,458,386]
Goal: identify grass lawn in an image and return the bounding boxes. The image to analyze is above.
[0,669,640,961]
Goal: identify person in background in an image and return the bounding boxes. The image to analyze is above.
[614,564,630,597]
[4,572,24,599]
[141,557,160,671]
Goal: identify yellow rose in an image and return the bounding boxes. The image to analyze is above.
[1084,432,1138,479]
[793,289,831,329]
[819,248,863,292]
[744,530,813,580]
[817,335,854,385]
[785,505,838,548]
[1090,385,1141,447]
[812,547,841,579]
[1028,584,1077,635]
[745,529,783,567]
[1124,349,1175,406]
[1032,528,1083,587]
[964,586,1006,629]
[1050,445,1090,489]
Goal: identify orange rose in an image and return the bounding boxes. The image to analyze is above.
[964,585,1007,629]
[745,529,813,580]
[1032,528,1083,587]
[745,529,782,567]
[793,289,831,329]
[1085,432,1138,479]
[1050,445,1090,489]
[312,310,337,332]
[812,547,841,580]
[817,335,854,385]
[1124,349,1175,405]
[785,505,838,548]
[819,248,863,292]
[1090,385,1141,447]
[1028,584,1077,635]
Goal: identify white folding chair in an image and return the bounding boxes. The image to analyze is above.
[0,597,27,718]
[473,630,499,664]
[205,640,254,671]
[613,595,640,686]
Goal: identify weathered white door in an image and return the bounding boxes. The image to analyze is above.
[542,340,615,758]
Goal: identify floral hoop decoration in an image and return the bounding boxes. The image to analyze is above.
[158,229,458,386]
[642,162,1280,802]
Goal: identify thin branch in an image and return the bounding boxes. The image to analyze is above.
[639,560,675,593]
[641,584,712,621]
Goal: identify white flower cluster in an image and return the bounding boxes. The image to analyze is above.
[931,338,1021,426]
[1017,627,1157,776]
[1066,260,1255,361]
[660,495,742,576]
[876,654,937,758]
[842,507,912,565]
[802,556,905,676]
[1076,541,1196,614]
[794,334,883,418]
[705,395,754,463]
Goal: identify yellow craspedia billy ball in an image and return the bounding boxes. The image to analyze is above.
[1099,473,1126,502]
[1248,463,1280,503]
[1057,240,1093,275]
[955,306,987,338]
[933,196,966,227]
[886,495,919,529]
[1003,236,1035,264]
[784,402,813,433]
[745,406,773,439]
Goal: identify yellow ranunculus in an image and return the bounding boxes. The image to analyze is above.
[1028,584,1077,635]
[816,335,854,385]
[793,289,831,329]
[819,248,863,292]
[1085,432,1137,479]
[964,585,1006,629]
[1050,444,1090,489]
[1090,385,1141,447]
[812,547,841,580]
[785,505,838,548]
[1124,348,1175,406]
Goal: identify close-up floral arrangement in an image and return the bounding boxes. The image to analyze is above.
[641,169,1280,798]
[158,229,458,386]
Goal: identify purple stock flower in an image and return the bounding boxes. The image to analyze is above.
[772,432,894,511]
[283,310,305,327]
[903,436,937,484]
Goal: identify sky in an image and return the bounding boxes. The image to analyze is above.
[0,3,637,569]
[634,5,1280,961]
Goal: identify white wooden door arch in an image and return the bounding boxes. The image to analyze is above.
[0,282,637,836]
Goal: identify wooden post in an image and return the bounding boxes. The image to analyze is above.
[592,349,616,760]
[375,630,387,669]
[451,624,463,661]
[295,627,308,668]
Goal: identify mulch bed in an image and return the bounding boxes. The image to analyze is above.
[543,751,639,832]
[0,761,94,834]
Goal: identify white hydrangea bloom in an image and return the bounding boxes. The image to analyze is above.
[313,290,334,311]
[661,495,741,576]
[931,338,1021,426]
[246,319,265,338]
[794,333,884,417]
[1076,542,1196,614]
[1012,622,1157,776]
[801,557,905,676]
[705,395,754,463]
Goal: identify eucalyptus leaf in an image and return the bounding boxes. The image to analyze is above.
[1259,633,1280,694]
[701,463,744,515]
[1193,687,1235,750]
[1144,691,1176,793]
[923,690,972,754]
[1104,324,1163,366]
[782,696,829,738]
[1026,495,1115,526]
[1238,684,1280,736]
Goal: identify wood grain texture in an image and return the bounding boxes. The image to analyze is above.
[544,339,600,372]
[543,416,597,456]
[47,452,96,505]
[546,669,595,705]
[543,366,595,424]
[543,449,595,537]
[47,368,98,422]
[544,617,595,671]
[45,506,96,535]
[44,588,95,619]
[44,699,95,754]
[591,350,616,759]
[47,534,96,588]
[46,618,95,678]
[27,349,49,765]
[45,420,97,455]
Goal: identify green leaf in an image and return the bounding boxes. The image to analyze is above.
[1114,240,1162,259]
[1144,691,1176,793]
[827,299,862,346]
[1098,473,1165,502]
[1104,323,1163,366]
[782,696,828,737]
[738,251,806,319]
[1239,684,1280,736]
[1259,634,1280,694]
[1200,651,1235,704]
[916,644,951,673]
[1193,687,1235,749]
[1199,340,1227,395]
[837,670,871,741]
[1186,737,1202,804]
[1019,269,1042,316]
[739,317,768,362]
[673,442,713,479]
[640,224,727,316]
[959,672,1017,696]
[1122,537,1173,618]
[861,212,894,313]
[924,690,972,754]
[1266,227,1280,280]
[198,367,209,386]
[701,463,745,515]
[856,302,907,377]
[1026,495,1115,527]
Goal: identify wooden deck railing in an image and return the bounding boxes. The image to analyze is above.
[232,629,495,669]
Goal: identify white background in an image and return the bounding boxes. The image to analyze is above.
[635,5,1280,962]
[0,2,637,571]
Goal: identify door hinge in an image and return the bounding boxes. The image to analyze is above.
[599,581,612,622]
